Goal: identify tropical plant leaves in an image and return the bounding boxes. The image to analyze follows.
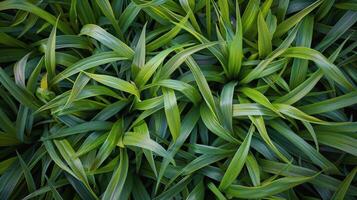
[0,0,356,199]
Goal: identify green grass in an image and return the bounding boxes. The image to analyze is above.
[0,0,356,199]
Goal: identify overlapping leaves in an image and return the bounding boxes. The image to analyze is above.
[0,0,356,199]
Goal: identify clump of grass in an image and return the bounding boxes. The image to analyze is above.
[0,0,356,199]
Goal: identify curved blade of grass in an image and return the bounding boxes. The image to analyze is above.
[275,70,323,105]
[249,116,290,163]
[0,0,73,34]
[122,132,170,159]
[208,182,227,200]
[275,104,325,124]
[201,103,239,143]
[299,90,357,115]
[282,47,354,90]
[144,79,201,105]
[331,167,357,200]
[13,53,30,87]
[219,81,237,131]
[146,14,189,51]
[84,72,140,98]
[302,121,319,151]
[102,148,128,200]
[186,56,217,117]
[118,2,141,33]
[246,153,260,186]
[135,44,190,88]
[241,87,283,117]
[242,0,260,35]
[80,24,134,58]
[227,3,243,78]
[15,105,29,143]
[133,123,157,177]
[45,17,58,81]
[53,139,89,185]
[132,23,146,77]
[219,125,254,190]
[289,15,314,88]
[233,103,275,117]
[157,42,217,80]
[257,11,272,58]
[162,88,181,142]
[44,121,112,140]
[260,159,357,195]
[91,119,123,170]
[65,72,90,107]
[316,11,357,51]
[226,175,315,198]
[52,52,126,84]
[95,0,123,38]
[301,131,357,156]
[274,0,322,37]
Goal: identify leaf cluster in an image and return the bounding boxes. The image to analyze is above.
[0,0,356,199]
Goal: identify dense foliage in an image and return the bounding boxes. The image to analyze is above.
[0,0,356,199]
